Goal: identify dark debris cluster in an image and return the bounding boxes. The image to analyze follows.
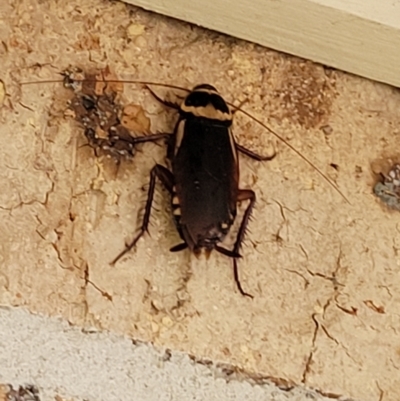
[63,66,152,163]
[3,385,40,401]
[374,163,400,211]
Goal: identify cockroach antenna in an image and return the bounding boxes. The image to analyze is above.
[20,73,349,203]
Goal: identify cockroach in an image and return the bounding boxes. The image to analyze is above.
[110,83,277,297]
[21,71,349,296]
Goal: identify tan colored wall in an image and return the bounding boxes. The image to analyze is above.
[121,0,400,88]
[1,0,400,400]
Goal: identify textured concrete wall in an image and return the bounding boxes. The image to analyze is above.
[1,0,399,400]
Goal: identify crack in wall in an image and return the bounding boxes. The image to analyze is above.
[0,181,54,212]
[302,313,319,383]
[305,248,344,292]
[301,246,362,383]
[82,261,112,302]
[376,381,385,401]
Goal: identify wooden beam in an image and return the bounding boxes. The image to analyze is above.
[120,0,400,88]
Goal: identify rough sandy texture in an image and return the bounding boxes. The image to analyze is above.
[0,0,399,400]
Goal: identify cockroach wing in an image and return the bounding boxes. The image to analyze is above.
[173,119,238,249]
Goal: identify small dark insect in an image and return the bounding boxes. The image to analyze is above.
[111,84,276,297]
[62,67,169,163]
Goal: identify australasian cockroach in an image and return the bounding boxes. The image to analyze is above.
[21,71,349,296]
[110,83,277,297]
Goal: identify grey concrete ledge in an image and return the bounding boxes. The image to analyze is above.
[0,307,356,401]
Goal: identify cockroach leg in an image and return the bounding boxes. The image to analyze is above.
[233,258,252,298]
[170,243,188,252]
[110,164,174,265]
[215,246,242,259]
[234,189,256,255]
[232,189,256,298]
[145,85,180,110]
[236,143,276,161]
[129,132,172,144]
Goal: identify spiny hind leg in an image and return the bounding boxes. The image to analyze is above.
[110,164,174,265]
[232,189,256,298]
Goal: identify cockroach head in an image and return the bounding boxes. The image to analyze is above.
[192,84,218,93]
[180,84,232,123]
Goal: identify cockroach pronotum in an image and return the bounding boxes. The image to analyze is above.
[21,70,348,297]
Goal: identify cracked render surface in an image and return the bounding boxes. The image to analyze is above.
[0,0,399,400]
